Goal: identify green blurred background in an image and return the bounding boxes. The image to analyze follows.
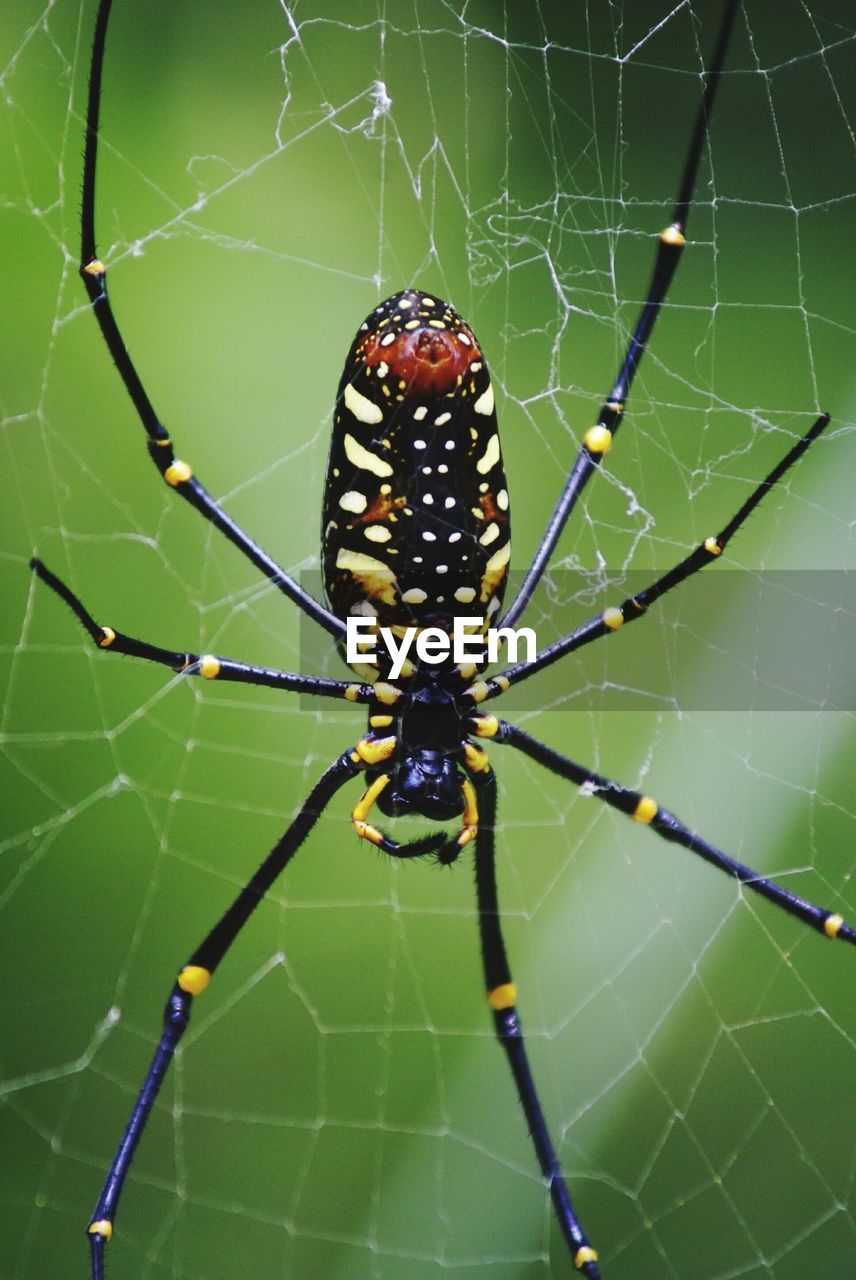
[2,2,855,1277]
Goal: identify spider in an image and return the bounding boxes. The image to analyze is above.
[28,0,855,1276]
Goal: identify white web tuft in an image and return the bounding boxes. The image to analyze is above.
[1,2,855,1278]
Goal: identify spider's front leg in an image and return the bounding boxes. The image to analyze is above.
[29,557,378,704]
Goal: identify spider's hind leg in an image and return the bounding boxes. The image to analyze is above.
[471,764,601,1277]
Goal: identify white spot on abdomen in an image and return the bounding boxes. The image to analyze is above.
[340,490,368,514]
[474,383,494,417]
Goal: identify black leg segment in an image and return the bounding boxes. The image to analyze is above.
[86,749,359,1279]
[471,767,601,1277]
[495,722,856,948]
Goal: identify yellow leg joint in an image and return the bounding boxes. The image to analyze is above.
[660,223,685,246]
[633,795,658,824]
[88,1220,113,1240]
[178,965,211,996]
[83,259,106,276]
[164,459,193,487]
[373,682,402,707]
[574,1245,598,1269]
[98,626,116,648]
[353,820,385,846]
[584,424,612,455]
[344,683,362,702]
[199,655,220,679]
[704,536,722,556]
[602,606,623,630]
[824,913,844,939]
[463,742,491,773]
[488,982,517,1010]
[354,735,397,766]
[472,714,499,738]
[465,680,489,704]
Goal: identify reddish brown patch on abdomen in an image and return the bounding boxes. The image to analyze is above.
[364,326,480,397]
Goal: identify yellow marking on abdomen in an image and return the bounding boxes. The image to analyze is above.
[344,431,392,476]
[344,384,384,426]
[476,431,500,472]
[474,383,495,417]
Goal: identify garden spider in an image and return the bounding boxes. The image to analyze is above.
[27,0,855,1276]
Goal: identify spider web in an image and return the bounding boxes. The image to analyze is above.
[2,2,855,1277]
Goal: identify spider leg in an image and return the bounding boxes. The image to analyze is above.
[30,558,384,704]
[489,720,855,947]
[80,0,344,641]
[467,413,831,706]
[500,0,740,630]
[86,748,360,1279]
[470,763,601,1277]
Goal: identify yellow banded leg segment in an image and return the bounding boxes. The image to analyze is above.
[584,424,612,455]
[633,795,658,824]
[178,965,211,996]
[353,735,397,767]
[463,742,491,774]
[488,982,517,1010]
[352,773,391,845]
[824,913,844,939]
[373,682,402,707]
[574,1246,599,1270]
[457,778,479,848]
[164,459,193,487]
[88,1219,113,1240]
[471,714,499,739]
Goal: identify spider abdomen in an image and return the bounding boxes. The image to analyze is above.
[322,290,511,661]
